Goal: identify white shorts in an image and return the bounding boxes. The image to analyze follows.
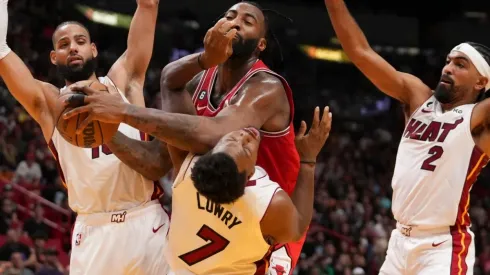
[69,200,170,275]
[380,223,475,275]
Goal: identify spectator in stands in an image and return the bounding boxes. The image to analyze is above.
[0,229,30,262]
[35,248,64,275]
[23,206,49,240]
[13,153,41,185]
[0,127,17,171]
[2,252,34,275]
[0,198,14,235]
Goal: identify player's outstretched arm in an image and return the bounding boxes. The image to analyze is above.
[105,133,172,181]
[63,76,284,154]
[324,0,430,109]
[261,107,332,243]
[0,0,57,140]
[126,76,283,153]
[107,0,159,106]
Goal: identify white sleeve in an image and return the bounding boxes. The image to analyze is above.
[0,0,11,60]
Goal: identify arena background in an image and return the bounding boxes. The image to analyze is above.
[1,0,490,274]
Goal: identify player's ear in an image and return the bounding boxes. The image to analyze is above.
[258,38,267,52]
[475,76,488,91]
[50,50,57,65]
[91,43,98,58]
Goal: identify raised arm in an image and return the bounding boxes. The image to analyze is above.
[107,0,159,106]
[261,107,332,243]
[63,73,287,154]
[324,0,430,110]
[0,0,58,141]
[124,75,285,153]
[160,72,202,174]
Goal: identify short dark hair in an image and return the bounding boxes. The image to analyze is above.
[191,152,247,204]
[52,21,91,47]
[467,42,490,101]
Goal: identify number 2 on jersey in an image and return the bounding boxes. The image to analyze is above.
[178,225,230,266]
[421,145,444,171]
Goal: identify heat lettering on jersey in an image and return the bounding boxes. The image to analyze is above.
[196,192,242,229]
[404,118,463,142]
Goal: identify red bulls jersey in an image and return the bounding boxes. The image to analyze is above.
[191,60,299,195]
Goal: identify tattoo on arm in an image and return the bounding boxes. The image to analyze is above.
[107,132,172,181]
[123,105,213,153]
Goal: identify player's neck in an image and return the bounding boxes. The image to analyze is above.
[64,73,98,87]
[440,97,477,112]
[217,56,258,93]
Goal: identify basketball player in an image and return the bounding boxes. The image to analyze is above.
[0,0,170,274]
[160,2,304,274]
[64,82,330,273]
[325,0,490,274]
[64,2,302,273]
[165,107,331,274]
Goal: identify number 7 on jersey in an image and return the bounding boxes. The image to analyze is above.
[178,225,230,266]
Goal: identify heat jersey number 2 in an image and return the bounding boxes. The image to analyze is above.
[421,145,444,171]
[178,225,230,266]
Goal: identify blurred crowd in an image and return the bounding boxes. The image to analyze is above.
[2,1,490,275]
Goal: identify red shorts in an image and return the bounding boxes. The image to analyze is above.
[268,230,307,275]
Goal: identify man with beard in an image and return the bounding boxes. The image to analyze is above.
[0,0,170,274]
[159,2,302,274]
[325,0,490,274]
[63,1,304,274]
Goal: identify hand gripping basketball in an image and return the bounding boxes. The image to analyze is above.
[295,106,333,163]
[200,18,238,68]
[63,83,126,134]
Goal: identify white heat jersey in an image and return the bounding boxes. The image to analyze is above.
[49,76,162,214]
[392,95,489,228]
[164,154,279,275]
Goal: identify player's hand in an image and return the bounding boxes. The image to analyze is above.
[63,83,126,134]
[295,106,332,162]
[200,18,238,68]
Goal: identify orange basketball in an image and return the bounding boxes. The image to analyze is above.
[56,81,119,148]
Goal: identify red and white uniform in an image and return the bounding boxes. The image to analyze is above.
[380,96,489,275]
[164,154,279,275]
[191,60,302,274]
[50,76,170,275]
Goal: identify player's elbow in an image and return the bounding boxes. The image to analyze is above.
[289,216,311,242]
[275,225,305,244]
[160,67,182,92]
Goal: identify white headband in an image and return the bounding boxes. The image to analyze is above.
[451,43,490,91]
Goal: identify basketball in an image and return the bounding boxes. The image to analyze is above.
[56,81,119,148]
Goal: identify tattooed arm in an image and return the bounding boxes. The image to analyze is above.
[105,132,172,181]
[65,75,285,154]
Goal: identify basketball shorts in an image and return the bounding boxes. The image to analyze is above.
[69,200,170,275]
[380,223,475,275]
[268,230,307,275]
